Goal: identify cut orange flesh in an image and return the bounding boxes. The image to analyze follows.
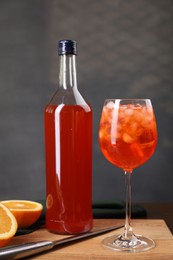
[1,200,43,229]
[0,202,18,247]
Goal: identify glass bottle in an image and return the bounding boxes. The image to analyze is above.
[44,40,93,234]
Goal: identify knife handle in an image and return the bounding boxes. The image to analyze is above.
[0,240,53,259]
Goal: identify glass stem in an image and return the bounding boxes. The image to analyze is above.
[124,171,133,239]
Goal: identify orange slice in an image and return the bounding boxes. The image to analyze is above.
[0,202,18,247]
[1,200,43,229]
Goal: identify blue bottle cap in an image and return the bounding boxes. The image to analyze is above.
[58,40,77,55]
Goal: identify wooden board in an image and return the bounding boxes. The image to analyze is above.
[9,219,173,259]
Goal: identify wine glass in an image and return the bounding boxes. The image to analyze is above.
[99,99,158,252]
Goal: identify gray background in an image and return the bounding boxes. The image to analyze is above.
[0,0,173,203]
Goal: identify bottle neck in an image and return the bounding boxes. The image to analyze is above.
[59,54,77,90]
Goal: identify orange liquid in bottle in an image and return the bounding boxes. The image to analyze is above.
[99,104,157,172]
[45,104,93,234]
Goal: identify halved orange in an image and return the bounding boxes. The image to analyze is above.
[1,200,43,229]
[0,202,18,247]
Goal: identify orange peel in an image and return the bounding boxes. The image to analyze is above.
[0,202,18,247]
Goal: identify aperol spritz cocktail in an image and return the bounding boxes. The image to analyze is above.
[99,99,157,172]
[99,99,157,252]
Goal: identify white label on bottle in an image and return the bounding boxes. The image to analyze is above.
[55,104,64,183]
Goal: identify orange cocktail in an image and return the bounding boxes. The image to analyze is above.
[99,99,157,252]
[99,100,157,172]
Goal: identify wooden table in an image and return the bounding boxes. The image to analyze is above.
[9,219,173,259]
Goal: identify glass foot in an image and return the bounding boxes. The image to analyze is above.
[103,234,155,252]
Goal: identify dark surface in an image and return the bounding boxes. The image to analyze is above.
[15,200,147,236]
[141,203,173,234]
[0,0,173,202]
[15,202,173,236]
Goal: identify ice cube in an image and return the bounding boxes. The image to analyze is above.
[131,142,144,158]
[130,122,138,132]
[135,103,142,109]
[123,133,134,143]
[125,108,134,116]
[106,101,115,109]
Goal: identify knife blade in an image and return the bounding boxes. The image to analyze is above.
[0,224,123,259]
